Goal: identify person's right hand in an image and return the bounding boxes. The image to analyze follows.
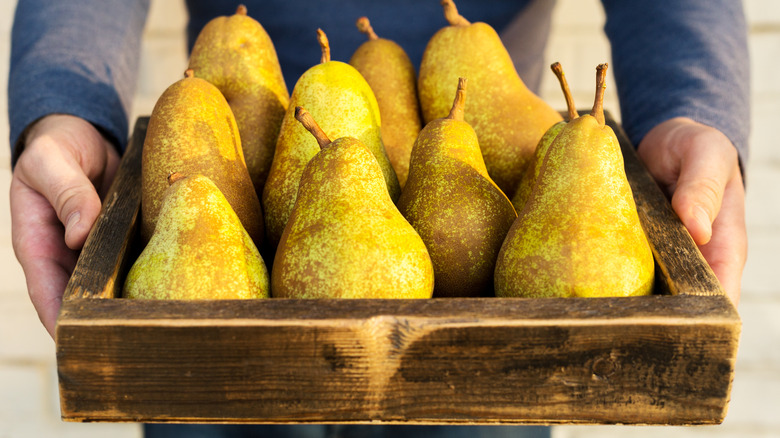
[10,114,120,338]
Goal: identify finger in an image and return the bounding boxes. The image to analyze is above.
[697,169,746,307]
[10,177,79,338]
[15,138,104,250]
[670,142,736,246]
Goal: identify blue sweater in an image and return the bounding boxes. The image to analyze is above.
[8,0,750,170]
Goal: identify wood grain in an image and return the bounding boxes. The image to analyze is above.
[56,115,740,425]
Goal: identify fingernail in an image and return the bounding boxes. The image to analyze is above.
[694,206,712,237]
[66,211,81,231]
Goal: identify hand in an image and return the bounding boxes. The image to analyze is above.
[637,117,746,306]
[10,114,120,338]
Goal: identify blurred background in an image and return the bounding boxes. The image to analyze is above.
[1,1,777,437]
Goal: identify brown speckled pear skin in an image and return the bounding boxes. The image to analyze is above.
[141,74,264,246]
[272,135,433,299]
[512,63,577,212]
[349,17,422,188]
[263,31,400,250]
[494,65,654,298]
[397,78,516,297]
[188,6,289,195]
[125,174,270,300]
[419,0,562,199]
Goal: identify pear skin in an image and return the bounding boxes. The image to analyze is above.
[495,64,654,298]
[272,108,433,299]
[512,62,578,212]
[349,17,423,188]
[398,78,516,297]
[419,0,562,198]
[141,70,264,246]
[188,5,290,195]
[263,29,400,249]
[125,174,270,300]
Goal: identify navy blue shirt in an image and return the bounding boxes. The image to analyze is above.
[8,0,750,170]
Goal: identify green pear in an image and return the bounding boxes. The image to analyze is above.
[188,5,290,195]
[397,78,516,297]
[419,0,563,198]
[511,62,577,212]
[272,107,433,299]
[494,64,654,298]
[125,173,270,300]
[263,29,400,249]
[349,16,423,188]
[141,70,263,246]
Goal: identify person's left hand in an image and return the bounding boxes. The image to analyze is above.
[637,117,746,306]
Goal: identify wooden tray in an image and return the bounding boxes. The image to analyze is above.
[56,114,740,425]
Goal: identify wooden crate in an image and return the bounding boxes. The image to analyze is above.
[57,114,740,425]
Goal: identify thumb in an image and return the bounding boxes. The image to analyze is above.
[670,146,735,246]
[15,118,113,250]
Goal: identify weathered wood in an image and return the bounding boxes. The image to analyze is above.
[56,116,740,425]
[63,117,146,300]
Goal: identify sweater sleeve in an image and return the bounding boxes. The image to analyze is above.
[601,0,750,169]
[7,0,150,165]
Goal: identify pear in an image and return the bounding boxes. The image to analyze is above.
[494,64,654,298]
[141,70,263,246]
[418,0,562,198]
[263,29,400,249]
[397,78,516,297]
[125,173,270,300]
[349,16,423,188]
[511,62,577,212]
[188,5,290,195]
[272,107,433,299]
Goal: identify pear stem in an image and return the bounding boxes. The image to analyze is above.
[317,28,331,64]
[356,17,379,40]
[167,172,185,186]
[442,0,470,26]
[295,107,331,149]
[591,63,608,126]
[551,62,577,121]
[235,4,247,15]
[447,77,467,121]
[184,68,194,79]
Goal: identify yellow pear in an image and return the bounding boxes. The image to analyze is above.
[125,173,269,300]
[188,5,290,195]
[272,107,433,299]
[511,62,577,212]
[141,70,263,246]
[418,0,562,198]
[397,78,516,297]
[494,64,654,298]
[349,16,423,188]
[263,29,400,249]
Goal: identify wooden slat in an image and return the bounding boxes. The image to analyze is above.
[56,115,740,425]
[63,117,147,300]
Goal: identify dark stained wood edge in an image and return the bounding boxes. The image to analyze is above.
[62,117,147,300]
[606,113,726,298]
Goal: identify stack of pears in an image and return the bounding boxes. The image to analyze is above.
[263,29,400,250]
[494,64,654,298]
[419,0,562,198]
[140,69,264,247]
[398,78,516,297]
[349,16,423,188]
[125,173,269,300]
[272,107,433,299]
[188,5,290,195]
